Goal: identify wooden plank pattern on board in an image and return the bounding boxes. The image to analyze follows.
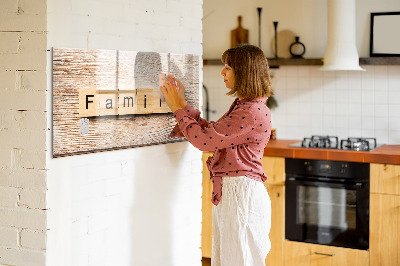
[52,48,199,157]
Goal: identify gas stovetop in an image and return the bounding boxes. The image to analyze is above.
[289,135,382,151]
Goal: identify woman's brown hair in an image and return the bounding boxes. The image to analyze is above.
[221,44,273,99]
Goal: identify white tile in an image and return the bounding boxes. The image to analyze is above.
[273,67,287,78]
[374,130,389,144]
[362,116,375,130]
[374,117,389,130]
[374,77,388,91]
[361,90,374,104]
[335,72,349,90]
[349,128,362,137]
[336,90,349,104]
[388,131,400,144]
[336,128,349,140]
[388,76,400,91]
[323,87,336,103]
[297,102,312,115]
[285,66,298,77]
[388,104,400,117]
[361,104,374,116]
[273,76,287,90]
[310,77,324,90]
[298,77,311,89]
[336,115,348,128]
[374,90,388,104]
[311,114,324,129]
[323,115,336,129]
[287,113,300,127]
[375,104,389,117]
[388,117,400,131]
[311,87,323,101]
[361,75,374,91]
[311,127,324,136]
[388,65,400,76]
[336,103,349,116]
[348,71,362,90]
[322,70,335,78]
[323,103,336,115]
[310,67,324,77]
[348,103,362,116]
[311,102,324,113]
[348,90,362,103]
[362,65,375,74]
[298,67,311,78]
[362,128,375,138]
[348,116,362,129]
[286,77,299,89]
[388,91,400,104]
[374,65,388,78]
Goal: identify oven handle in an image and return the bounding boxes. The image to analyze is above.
[286,177,364,189]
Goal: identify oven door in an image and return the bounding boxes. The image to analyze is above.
[285,177,369,250]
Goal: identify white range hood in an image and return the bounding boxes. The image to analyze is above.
[320,0,365,71]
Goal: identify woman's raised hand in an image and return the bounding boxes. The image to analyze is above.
[174,77,187,108]
[161,76,185,113]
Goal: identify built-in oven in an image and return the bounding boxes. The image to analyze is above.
[285,158,370,250]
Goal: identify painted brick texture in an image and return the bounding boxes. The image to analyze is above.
[46,0,203,265]
[0,0,48,265]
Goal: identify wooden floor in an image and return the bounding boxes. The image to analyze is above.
[202,257,211,266]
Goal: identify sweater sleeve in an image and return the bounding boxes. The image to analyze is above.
[169,103,211,138]
[172,106,256,152]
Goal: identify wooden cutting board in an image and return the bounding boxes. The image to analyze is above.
[231,16,249,48]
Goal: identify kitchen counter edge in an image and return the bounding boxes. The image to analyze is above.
[262,139,400,165]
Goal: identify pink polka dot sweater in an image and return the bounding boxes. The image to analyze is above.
[169,97,272,206]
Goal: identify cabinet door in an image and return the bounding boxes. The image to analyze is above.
[370,193,400,266]
[265,184,284,266]
[202,152,213,258]
[284,241,369,266]
[370,163,400,195]
[262,156,285,186]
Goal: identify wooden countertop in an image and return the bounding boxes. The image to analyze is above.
[263,139,400,165]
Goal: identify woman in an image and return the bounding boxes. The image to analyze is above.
[161,44,273,266]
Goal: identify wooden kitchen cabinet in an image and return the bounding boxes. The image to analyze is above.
[284,241,369,266]
[261,156,285,266]
[370,163,400,266]
[201,154,286,266]
[202,152,213,258]
[370,163,400,195]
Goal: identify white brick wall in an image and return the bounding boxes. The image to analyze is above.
[46,1,203,266]
[0,0,48,265]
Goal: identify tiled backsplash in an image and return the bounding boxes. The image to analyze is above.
[271,65,400,144]
[203,65,400,145]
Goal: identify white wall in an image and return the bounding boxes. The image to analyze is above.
[0,0,48,265]
[203,0,400,145]
[46,0,203,266]
[203,0,400,58]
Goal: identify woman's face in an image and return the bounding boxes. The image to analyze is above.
[220,64,235,89]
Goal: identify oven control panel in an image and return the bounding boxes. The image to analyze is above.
[286,158,369,180]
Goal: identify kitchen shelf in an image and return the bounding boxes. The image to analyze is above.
[203,57,400,67]
[359,57,400,65]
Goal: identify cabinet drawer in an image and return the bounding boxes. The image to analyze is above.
[284,241,369,266]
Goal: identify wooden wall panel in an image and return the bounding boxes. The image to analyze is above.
[52,48,199,157]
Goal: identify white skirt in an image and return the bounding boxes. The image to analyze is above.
[212,176,271,266]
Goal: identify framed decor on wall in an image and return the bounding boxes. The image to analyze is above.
[370,12,400,57]
[52,48,199,157]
